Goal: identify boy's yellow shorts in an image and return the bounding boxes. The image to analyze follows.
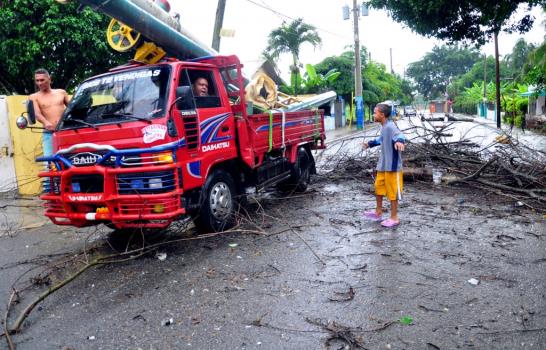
[375,171,403,200]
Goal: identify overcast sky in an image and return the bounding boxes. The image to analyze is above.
[171,1,545,79]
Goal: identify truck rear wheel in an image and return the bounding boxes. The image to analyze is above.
[277,148,311,193]
[194,170,238,233]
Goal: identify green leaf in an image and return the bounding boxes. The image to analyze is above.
[325,71,341,83]
[399,316,413,325]
[305,63,317,82]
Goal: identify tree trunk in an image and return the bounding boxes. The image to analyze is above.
[292,53,299,96]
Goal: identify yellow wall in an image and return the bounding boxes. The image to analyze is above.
[6,96,43,196]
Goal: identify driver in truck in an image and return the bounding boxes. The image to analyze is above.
[192,76,209,97]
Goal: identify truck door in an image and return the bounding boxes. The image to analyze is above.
[178,68,236,186]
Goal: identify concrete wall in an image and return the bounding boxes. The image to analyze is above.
[5,96,43,196]
[0,96,17,193]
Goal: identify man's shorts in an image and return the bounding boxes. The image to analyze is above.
[375,171,403,201]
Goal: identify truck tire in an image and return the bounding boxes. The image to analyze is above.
[278,148,311,193]
[194,170,238,233]
[293,148,311,192]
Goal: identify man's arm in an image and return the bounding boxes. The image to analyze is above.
[62,89,70,106]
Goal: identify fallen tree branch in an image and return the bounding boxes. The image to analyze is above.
[3,290,16,350]
[446,156,498,184]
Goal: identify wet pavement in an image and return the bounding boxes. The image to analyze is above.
[0,116,545,349]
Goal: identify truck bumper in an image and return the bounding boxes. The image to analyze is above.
[39,164,185,229]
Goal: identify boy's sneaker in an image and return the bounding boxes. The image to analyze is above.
[363,210,383,222]
[380,218,400,228]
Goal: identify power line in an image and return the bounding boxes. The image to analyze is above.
[241,0,349,39]
[257,0,285,21]
[243,0,294,21]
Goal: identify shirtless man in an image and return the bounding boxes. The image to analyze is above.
[30,69,69,192]
[30,68,70,131]
[192,77,209,97]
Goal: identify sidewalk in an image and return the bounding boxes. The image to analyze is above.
[460,113,546,150]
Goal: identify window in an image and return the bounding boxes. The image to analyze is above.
[60,67,170,129]
[182,69,221,109]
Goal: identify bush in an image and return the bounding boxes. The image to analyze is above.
[503,114,523,128]
[453,101,477,115]
[514,115,523,128]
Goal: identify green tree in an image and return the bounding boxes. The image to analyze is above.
[523,9,546,91]
[314,49,413,115]
[501,83,529,126]
[264,18,322,95]
[0,0,130,94]
[368,0,542,126]
[524,43,546,90]
[448,56,508,102]
[314,51,360,100]
[368,0,540,43]
[279,64,340,95]
[504,38,536,80]
[453,81,496,114]
[406,45,481,99]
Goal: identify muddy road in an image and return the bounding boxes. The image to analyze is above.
[1,169,545,349]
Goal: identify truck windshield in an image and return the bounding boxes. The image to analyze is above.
[60,67,170,129]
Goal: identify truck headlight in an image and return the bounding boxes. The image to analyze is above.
[148,178,162,189]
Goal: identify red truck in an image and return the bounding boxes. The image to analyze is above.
[24,55,325,233]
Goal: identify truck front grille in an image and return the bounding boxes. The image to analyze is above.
[70,174,104,193]
[116,170,176,195]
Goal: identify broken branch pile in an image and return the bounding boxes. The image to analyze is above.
[319,118,546,211]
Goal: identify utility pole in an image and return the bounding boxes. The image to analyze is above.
[482,52,487,117]
[494,31,501,129]
[390,48,393,74]
[352,0,363,130]
[212,0,227,51]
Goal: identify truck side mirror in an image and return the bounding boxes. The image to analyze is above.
[27,99,36,124]
[176,86,195,110]
[16,115,28,130]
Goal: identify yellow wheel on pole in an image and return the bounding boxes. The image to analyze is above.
[106,19,142,52]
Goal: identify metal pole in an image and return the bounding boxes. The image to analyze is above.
[390,48,393,74]
[494,31,501,128]
[353,0,363,130]
[483,53,487,98]
[212,0,227,51]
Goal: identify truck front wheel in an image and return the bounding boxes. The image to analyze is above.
[194,170,238,233]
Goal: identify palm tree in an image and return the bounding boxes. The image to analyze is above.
[264,18,322,95]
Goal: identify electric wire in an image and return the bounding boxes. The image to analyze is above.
[241,0,350,39]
